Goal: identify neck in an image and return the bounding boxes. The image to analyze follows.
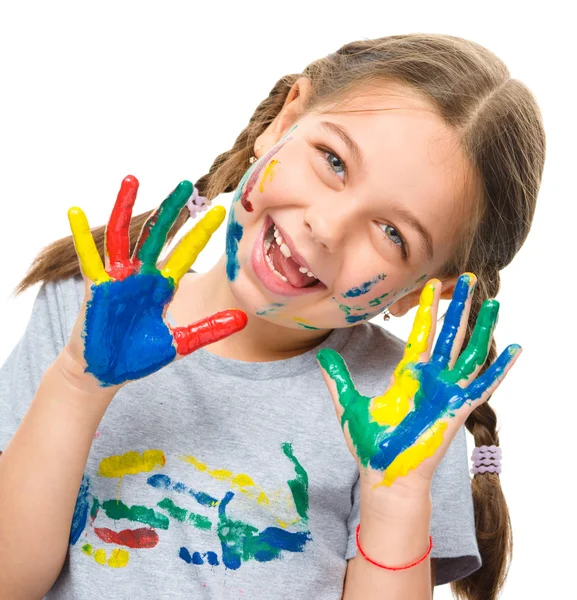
[168,255,333,362]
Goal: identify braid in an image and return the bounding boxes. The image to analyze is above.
[452,270,512,600]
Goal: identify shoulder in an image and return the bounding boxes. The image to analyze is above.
[32,275,85,341]
[339,321,406,394]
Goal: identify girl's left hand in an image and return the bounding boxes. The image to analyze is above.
[317,273,520,501]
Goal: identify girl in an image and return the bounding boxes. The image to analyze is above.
[0,33,545,600]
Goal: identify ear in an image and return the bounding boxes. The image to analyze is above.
[388,276,460,317]
[253,77,312,156]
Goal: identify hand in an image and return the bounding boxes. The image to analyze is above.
[65,175,247,388]
[317,273,520,497]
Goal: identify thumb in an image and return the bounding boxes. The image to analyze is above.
[316,348,362,421]
[171,309,248,356]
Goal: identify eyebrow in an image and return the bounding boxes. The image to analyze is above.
[318,120,434,261]
[392,205,435,261]
[318,121,364,168]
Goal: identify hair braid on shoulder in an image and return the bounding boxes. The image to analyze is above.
[452,269,512,600]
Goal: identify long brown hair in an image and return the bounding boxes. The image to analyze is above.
[17,33,545,599]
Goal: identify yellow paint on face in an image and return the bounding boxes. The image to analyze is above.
[98,449,166,478]
[161,205,226,283]
[377,420,447,487]
[370,282,437,426]
[259,159,279,192]
[68,207,111,284]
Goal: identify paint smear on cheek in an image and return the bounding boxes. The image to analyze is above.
[293,317,322,330]
[341,273,387,298]
[225,208,244,281]
[240,139,292,212]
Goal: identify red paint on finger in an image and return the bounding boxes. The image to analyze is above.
[94,526,159,548]
[172,309,248,356]
[107,175,139,280]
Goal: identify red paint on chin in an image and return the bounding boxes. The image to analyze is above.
[94,527,159,548]
[251,216,326,297]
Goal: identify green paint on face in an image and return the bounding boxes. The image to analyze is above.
[282,443,309,521]
[442,299,500,384]
[295,322,322,330]
[157,497,212,530]
[316,348,384,467]
[368,292,389,307]
[101,499,169,530]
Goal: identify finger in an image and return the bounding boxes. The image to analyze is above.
[444,299,500,386]
[106,175,139,278]
[465,344,522,405]
[316,348,362,414]
[68,207,111,285]
[431,273,476,369]
[401,279,441,366]
[171,309,248,356]
[136,180,193,270]
[161,206,226,284]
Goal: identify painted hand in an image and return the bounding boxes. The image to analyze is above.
[317,273,520,489]
[68,175,248,387]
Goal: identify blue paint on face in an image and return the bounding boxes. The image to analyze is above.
[341,273,387,298]
[84,273,176,386]
[225,208,244,281]
[69,474,90,545]
[147,474,218,508]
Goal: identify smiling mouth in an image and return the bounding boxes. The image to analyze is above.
[263,220,322,289]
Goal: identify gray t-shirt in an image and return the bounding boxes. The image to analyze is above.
[0,276,481,599]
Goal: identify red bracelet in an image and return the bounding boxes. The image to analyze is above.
[355,524,433,571]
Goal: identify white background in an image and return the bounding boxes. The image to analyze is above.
[0,1,573,597]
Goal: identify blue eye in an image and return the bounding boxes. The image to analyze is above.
[380,224,408,259]
[315,145,346,180]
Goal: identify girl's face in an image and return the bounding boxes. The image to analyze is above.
[224,82,477,331]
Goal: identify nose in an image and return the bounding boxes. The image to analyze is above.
[303,198,358,253]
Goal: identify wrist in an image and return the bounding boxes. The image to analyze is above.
[45,348,118,409]
[358,489,432,567]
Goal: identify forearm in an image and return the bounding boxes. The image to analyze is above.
[342,488,433,600]
[0,350,115,600]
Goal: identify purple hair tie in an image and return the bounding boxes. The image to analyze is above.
[471,445,502,475]
[186,185,211,219]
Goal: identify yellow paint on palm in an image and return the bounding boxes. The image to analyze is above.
[98,450,166,478]
[378,420,447,487]
[259,159,279,191]
[161,206,226,283]
[370,282,437,426]
[68,207,111,284]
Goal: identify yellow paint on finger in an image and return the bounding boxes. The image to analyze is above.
[98,450,166,478]
[68,207,111,284]
[161,205,226,283]
[377,421,447,487]
[370,282,437,426]
[259,159,279,192]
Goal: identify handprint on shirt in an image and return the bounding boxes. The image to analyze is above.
[68,176,247,386]
[317,273,520,486]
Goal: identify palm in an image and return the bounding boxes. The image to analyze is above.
[318,274,520,488]
[69,175,247,387]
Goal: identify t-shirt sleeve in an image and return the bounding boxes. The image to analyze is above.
[0,280,74,452]
[344,426,480,586]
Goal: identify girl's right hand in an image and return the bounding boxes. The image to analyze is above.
[61,175,247,393]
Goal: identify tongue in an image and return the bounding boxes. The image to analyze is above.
[269,241,316,288]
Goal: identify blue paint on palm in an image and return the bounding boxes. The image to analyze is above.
[225,208,243,281]
[84,273,176,386]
